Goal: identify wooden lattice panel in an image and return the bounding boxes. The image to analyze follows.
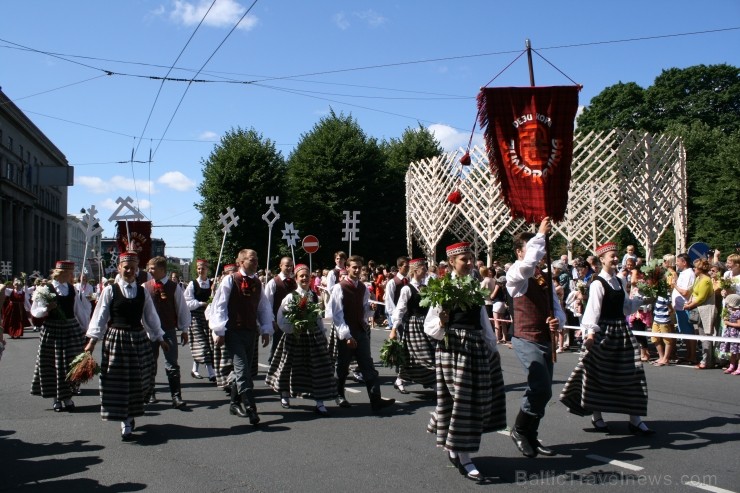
[406,130,686,261]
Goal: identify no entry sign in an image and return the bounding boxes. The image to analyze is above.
[302,235,320,254]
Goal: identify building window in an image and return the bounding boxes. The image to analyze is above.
[19,145,24,160]
[8,136,13,152]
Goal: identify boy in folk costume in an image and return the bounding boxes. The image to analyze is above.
[144,256,191,408]
[384,256,411,393]
[208,263,238,392]
[184,259,216,381]
[560,242,654,435]
[506,217,566,458]
[86,251,169,440]
[329,255,395,413]
[264,256,297,363]
[210,249,273,425]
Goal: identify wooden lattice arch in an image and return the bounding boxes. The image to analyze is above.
[406,129,687,263]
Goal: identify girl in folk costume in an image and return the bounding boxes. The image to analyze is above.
[389,258,436,391]
[85,251,168,440]
[560,242,655,435]
[424,242,506,481]
[185,259,216,381]
[266,264,336,415]
[30,261,90,412]
[208,263,237,392]
[3,278,31,339]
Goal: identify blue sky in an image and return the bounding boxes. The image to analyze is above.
[1,0,739,261]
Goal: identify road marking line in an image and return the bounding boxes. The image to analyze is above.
[345,388,361,394]
[497,430,509,436]
[258,363,269,368]
[586,454,643,471]
[684,481,737,493]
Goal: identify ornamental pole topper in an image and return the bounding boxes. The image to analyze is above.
[281,222,300,265]
[0,260,12,279]
[262,196,280,274]
[342,210,360,257]
[214,206,240,282]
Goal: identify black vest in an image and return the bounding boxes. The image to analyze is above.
[50,283,75,320]
[405,284,429,320]
[595,276,625,321]
[449,305,482,331]
[110,284,145,331]
[192,279,210,311]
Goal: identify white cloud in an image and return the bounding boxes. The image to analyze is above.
[100,197,152,212]
[333,12,349,30]
[170,0,258,31]
[354,9,386,27]
[574,105,585,128]
[198,130,219,141]
[428,124,483,153]
[77,175,156,195]
[158,171,196,191]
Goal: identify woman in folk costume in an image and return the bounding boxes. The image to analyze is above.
[389,258,436,391]
[560,242,655,435]
[3,278,31,339]
[30,261,90,412]
[85,251,169,440]
[265,264,336,416]
[185,259,216,381]
[208,263,238,392]
[424,242,506,481]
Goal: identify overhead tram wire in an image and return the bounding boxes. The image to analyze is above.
[150,0,260,159]
[0,74,110,107]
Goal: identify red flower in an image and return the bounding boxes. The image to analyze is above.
[459,152,471,166]
[447,190,462,205]
[298,296,308,310]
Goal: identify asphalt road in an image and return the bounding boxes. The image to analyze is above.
[1,327,738,492]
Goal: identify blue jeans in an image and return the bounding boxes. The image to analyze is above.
[675,310,693,335]
[512,337,553,418]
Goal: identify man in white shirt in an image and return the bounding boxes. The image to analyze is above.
[672,253,696,363]
[264,257,296,363]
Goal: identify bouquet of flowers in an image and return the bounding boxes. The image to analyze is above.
[420,274,490,345]
[576,280,588,295]
[31,285,66,320]
[283,293,321,336]
[66,352,100,384]
[636,259,670,299]
[718,276,737,294]
[379,338,406,372]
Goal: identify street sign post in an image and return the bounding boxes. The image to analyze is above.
[302,235,320,273]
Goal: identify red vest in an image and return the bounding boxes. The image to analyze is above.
[144,279,178,330]
[227,273,262,331]
[340,279,367,337]
[513,277,551,343]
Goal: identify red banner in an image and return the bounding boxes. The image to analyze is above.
[116,221,152,265]
[477,86,579,223]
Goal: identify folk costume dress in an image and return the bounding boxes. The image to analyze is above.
[3,288,31,338]
[424,273,507,453]
[87,280,165,421]
[559,270,648,417]
[265,287,336,401]
[264,273,298,363]
[30,280,89,404]
[391,279,436,387]
[184,277,215,369]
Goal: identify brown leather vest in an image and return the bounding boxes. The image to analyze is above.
[271,276,297,317]
[144,279,178,330]
[226,272,262,331]
[340,279,367,337]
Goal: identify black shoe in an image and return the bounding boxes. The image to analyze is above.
[510,428,537,458]
[191,370,204,379]
[628,422,656,436]
[171,395,186,409]
[447,451,459,467]
[209,376,217,383]
[245,407,260,425]
[533,440,556,456]
[147,392,158,404]
[230,402,247,417]
[457,461,482,480]
[314,404,330,416]
[65,401,76,412]
[591,417,610,433]
[393,382,409,394]
[336,396,351,408]
[370,396,395,413]
[130,419,136,431]
[280,397,290,409]
[52,401,63,413]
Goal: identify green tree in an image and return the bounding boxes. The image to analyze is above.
[285,110,388,266]
[577,82,646,133]
[193,127,286,271]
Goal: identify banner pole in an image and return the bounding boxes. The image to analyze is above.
[526,38,535,86]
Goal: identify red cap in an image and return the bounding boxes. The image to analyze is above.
[196,259,208,267]
[55,260,75,270]
[294,264,309,274]
[119,251,139,263]
[595,242,618,256]
[446,242,471,257]
[223,264,237,274]
[409,258,426,268]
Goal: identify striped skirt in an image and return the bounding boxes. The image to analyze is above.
[327,324,339,373]
[213,339,234,389]
[30,318,85,401]
[99,327,155,421]
[398,315,436,386]
[265,329,337,400]
[427,328,507,453]
[188,309,214,365]
[559,318,648,416]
